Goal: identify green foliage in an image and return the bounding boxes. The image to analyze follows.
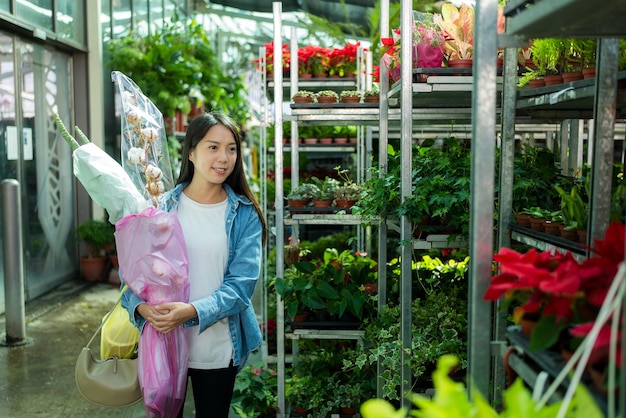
[286,182,319,200]
[231,363,277,418]
[108,18,248,123]
[345,289,468,401]
[504,144,565,214]
[361,355,603,418]
[75,219,115,258]
[274,248,378,320]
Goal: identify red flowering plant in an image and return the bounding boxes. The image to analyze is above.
[306,46,331,76]
[484,222,625,352]
[259,41,290,77]
[328,42,359,78]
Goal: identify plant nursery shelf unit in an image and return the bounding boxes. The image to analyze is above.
[388,75,504,109]
[504,0,626,38]
[287,107,380,126]
[284,214,362,226]
[270,145,356,153]
[267,77,357,98]
[516,71,626,120]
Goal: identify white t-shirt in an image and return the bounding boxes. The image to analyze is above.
[177,192,233,369]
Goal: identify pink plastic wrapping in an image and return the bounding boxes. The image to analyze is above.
[115,206,190,418]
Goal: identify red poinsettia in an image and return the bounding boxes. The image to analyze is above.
[484,222,625,351]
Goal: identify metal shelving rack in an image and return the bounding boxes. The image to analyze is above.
[269,4,376,416]
[488,0,626,414]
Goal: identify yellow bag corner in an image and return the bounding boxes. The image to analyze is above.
[100,287,139,359]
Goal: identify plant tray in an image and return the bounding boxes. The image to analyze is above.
[287,206,352,214]
[288,320,362,330]
[290,102,379,109]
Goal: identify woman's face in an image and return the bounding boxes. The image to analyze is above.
[189,124,237,186]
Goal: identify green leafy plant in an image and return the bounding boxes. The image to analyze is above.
[286,183,319,201]
[556,182,588,230]
[231,362,277,418]
[360,355,603,418]
[76,219,115,258]
[345,287,467,401]
[340,90,362,99]
[108,19,248,123]
[310,176,341,201]
[273,248,377,320]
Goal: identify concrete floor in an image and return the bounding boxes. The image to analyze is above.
[0,279,200,417]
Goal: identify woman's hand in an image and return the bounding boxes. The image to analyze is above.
[137,302,197,334]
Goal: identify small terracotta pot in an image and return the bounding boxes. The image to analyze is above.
[528,78,546,88]
[334,137,348,144]
[514,213,531,227]
[562,71,583,83]
[582,67,596,79]
[560,227,578,241]
[363,95,379,103]
[544,74,563,86]
[543,220,561,235]
[293,96,313,104]
[317,96,338,104]
[319,137,333,144]
[341,96,361,103]
[528,217,545,232]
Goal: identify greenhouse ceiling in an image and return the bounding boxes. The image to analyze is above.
[200,0,378,33]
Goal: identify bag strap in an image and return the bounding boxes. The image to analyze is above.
[84,286,128,349]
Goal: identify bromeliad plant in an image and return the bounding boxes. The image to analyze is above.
[484,222,625,352]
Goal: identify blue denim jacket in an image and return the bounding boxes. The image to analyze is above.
[121,183,263,370]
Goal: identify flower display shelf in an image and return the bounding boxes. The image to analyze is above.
[505,326,610,415]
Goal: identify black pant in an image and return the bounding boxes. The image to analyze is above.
[177,363,238,418]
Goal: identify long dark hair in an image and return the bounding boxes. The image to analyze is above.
[177,112,267,243]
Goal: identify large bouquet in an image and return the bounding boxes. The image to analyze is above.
[56,70,189,418]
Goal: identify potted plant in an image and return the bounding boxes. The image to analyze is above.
[292,90,317,104]
[286,183,319,212]
[434,3,475,68]
[231,362,277,418]
[328,42,359,78]
[339,90,362,103]
[316,90,339,104]
[483,222,625,352]
[307,47,331,77]
[363,89,380,103]
[310,176,340,207]
[75,219,115,282]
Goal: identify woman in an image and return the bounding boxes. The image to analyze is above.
[122,112,267,417]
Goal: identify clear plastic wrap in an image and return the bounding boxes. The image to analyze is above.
[112,70,174,206]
